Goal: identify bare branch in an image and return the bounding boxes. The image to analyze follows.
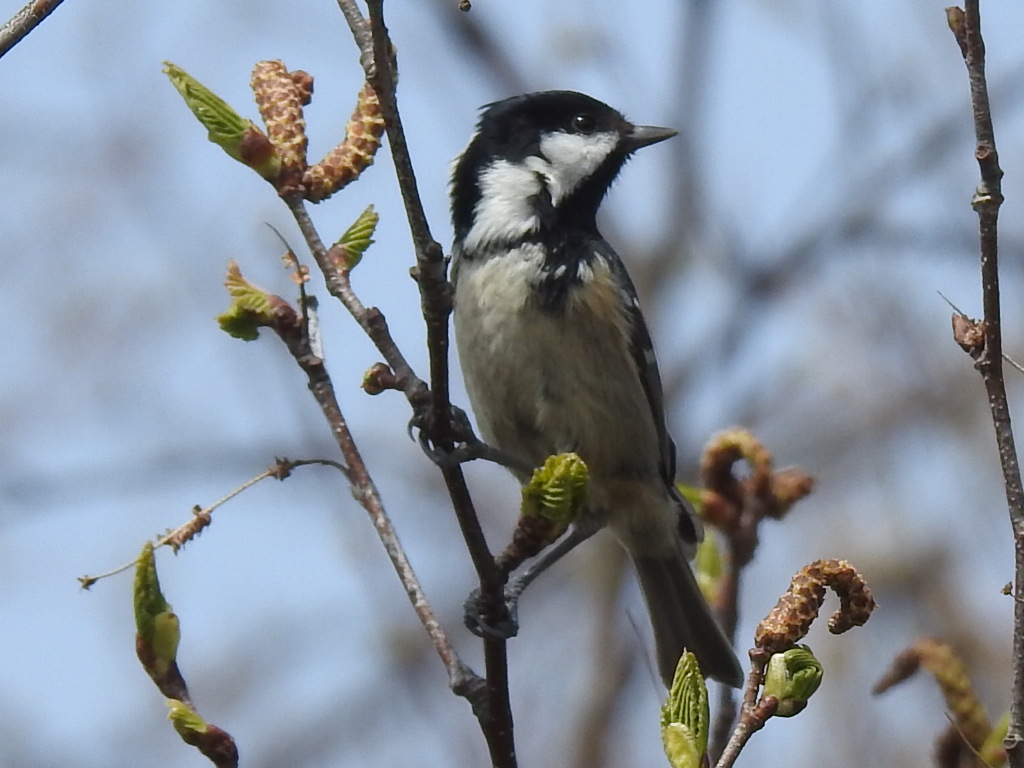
[268,283,481,704]
[285,197,430,408]
[322,3,519,762]
[947,3,1024,763]
[714,652,774,768]
[336,0,374,76]
[0,0,67,60]
[362,2,516,762]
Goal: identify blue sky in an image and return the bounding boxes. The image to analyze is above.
[2,0,1024,766]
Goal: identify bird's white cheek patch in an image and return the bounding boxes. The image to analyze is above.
[534,131,619,204]
[464,160,542,253]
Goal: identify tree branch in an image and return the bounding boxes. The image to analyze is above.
[267,287,483,708]
[285,197,429,410]
[363,2,455,437]
[0,0,66,59]
[714,652,774,768]
[333,2,517,764]
[947,3,1024,764]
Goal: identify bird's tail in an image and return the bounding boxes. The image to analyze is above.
[631,552,744,687]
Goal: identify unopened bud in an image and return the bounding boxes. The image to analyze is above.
[762,645,823,717]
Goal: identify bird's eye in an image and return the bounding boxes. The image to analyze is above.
[571,113,596,133]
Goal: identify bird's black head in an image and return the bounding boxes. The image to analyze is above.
[450,91,676,253]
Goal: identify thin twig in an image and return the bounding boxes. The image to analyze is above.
[287,196,507,721]
[701,430,815,760]
[336,0,373,76]
[78,458,347,588]
[0,0,66,59]
[286,197,430,410]
[79,466,282,587]
[361,0,454,438]
[271,288,479,701]
[336,1,517,762]
[947,4,1024,764]
[710,528,756,760]
[710,525,760,759]
[714,652,773,768]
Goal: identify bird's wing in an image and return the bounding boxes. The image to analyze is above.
[597,239,702,548]
[596,241,676,487]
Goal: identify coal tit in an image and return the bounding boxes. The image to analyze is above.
[450,91,743,688]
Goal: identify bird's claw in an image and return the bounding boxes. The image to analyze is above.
[409,405,479,469]
[463,586,521,640]
[409,403,535,474]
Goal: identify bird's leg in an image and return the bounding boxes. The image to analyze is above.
[464,523,600,639]
[410,403,533,473]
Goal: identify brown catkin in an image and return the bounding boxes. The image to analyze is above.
[303,83,385,203]
[251,60,309,193]
[754,558,875,654]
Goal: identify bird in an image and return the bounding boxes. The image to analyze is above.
[448,90,743,688]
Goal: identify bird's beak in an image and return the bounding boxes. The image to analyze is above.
[623,124,678,151]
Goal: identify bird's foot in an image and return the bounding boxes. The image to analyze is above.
[410,404,533,473]
[408,404,477,469]
[463,581,524,640]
